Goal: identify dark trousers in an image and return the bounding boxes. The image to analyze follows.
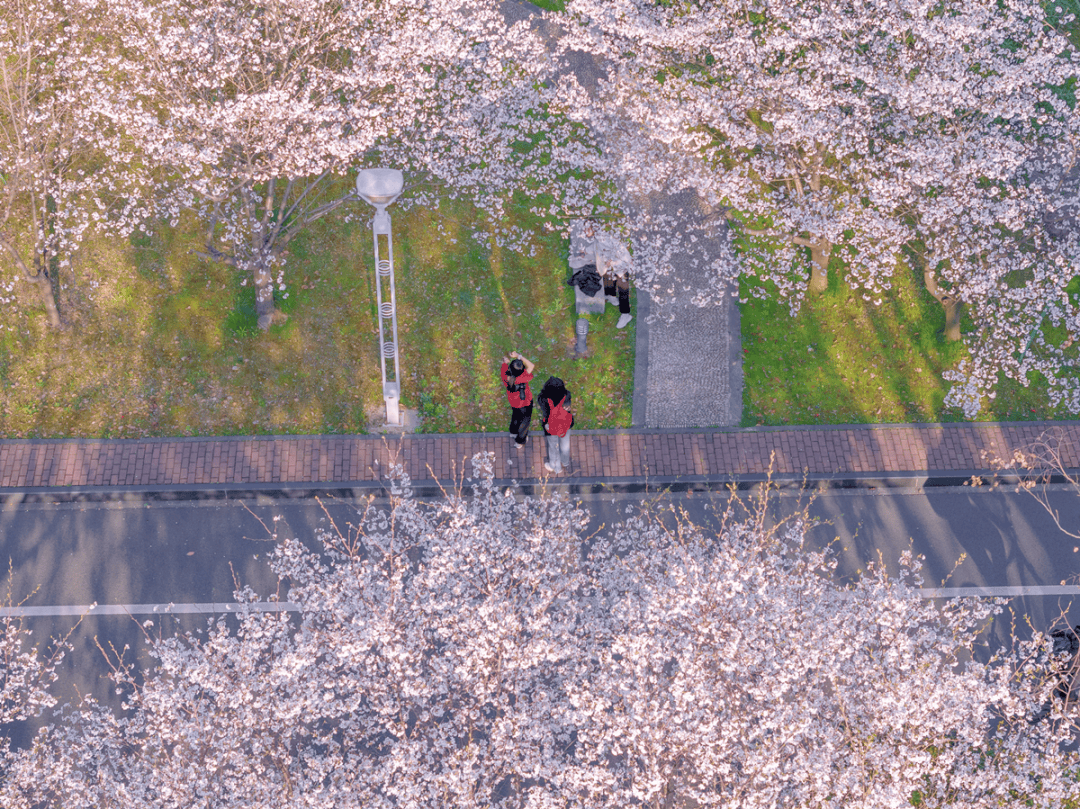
[605,275,631,314]
[509,405,532,445]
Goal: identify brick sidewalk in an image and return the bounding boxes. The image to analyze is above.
[1,423,1077,491]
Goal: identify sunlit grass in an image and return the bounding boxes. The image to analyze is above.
[741,253,1069,426]
[394,196,634,433]
[0,190,634,437]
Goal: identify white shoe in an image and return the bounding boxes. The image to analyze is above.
[605,295,619,306]
[544,463,556,473]
[616,313,633,329]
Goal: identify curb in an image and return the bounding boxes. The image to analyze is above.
[1,419,1070,443]
[631,285,650,428]
[2,468,1074,505]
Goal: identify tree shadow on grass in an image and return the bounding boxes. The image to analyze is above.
[741,254,971,426]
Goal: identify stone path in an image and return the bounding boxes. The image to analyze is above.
[1,423,1074,492]
[501,0,743,429]
[629,188,742,429]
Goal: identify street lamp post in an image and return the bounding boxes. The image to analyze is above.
[355,168,405,426]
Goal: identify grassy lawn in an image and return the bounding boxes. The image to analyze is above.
[741,255,1067,426]
[0,193,634,438]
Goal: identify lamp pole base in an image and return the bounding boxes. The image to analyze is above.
[383,382,401,426]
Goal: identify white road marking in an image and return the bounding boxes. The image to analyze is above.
[5,589,1080,618]
[916,586,1080,598]
[0,602,300,618]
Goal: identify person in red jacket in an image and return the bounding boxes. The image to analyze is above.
[500,351,535,449]
[538,376,574,474]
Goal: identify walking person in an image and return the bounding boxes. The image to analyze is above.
[539,376,574,474]
[500,351,535,449]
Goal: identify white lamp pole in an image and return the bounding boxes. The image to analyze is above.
[355,168,404,426]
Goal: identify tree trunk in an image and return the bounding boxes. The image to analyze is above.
[193,175,350,333]
[0,234,63,329]
[28,268,62,329]
[250,181,288,332]
[940,297,962,342]
[746,230,832,293]
[798,156,831,293]
[253,258,287,331]
[807,237,831,293]
[924,267,962,341]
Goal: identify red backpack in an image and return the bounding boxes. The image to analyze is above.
[546,396,573,437]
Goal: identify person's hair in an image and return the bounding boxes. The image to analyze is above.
[508,358,525,377]
[540,376,567,403]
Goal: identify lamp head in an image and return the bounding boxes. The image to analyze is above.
[356,168,404,208]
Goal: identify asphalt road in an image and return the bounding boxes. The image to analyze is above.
[3,484,1080,743]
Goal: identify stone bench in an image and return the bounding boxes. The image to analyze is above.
[568,220,606,315]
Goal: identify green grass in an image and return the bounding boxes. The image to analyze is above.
[368,195,634,433]
[741,253,1070,426]
[0,192,634,438]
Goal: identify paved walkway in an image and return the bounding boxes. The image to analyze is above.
[630,188,742,428]
[1,423,1075,493]
[502,0,743,429]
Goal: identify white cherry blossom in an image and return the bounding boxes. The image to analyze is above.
[550,0,1080,413]
[4,457,1080,807]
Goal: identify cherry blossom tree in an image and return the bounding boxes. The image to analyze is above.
[548,0,1080,413]
[2,456,593,807]
[0,585,73,787]
[932,105,1080,417]
[4,456,1080,807]
[553,0,1076,297]
[983,426,1080,540]
[0,0,67,327]
[572,494,1080,808]
[0,0,143,330]
[83,0,607,331]
[0,619,66,744]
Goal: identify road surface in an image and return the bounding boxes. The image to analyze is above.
[2,483,1079,743]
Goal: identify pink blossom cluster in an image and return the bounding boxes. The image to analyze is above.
[4,0,1080,408]
[553,0,1080,414]
[2,454,1079,807]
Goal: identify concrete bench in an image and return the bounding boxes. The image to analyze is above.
[568,220,606,315]
[574,284,606,315]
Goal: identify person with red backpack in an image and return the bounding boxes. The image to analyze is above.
[500,351,535,449]
[538,376,574,474]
